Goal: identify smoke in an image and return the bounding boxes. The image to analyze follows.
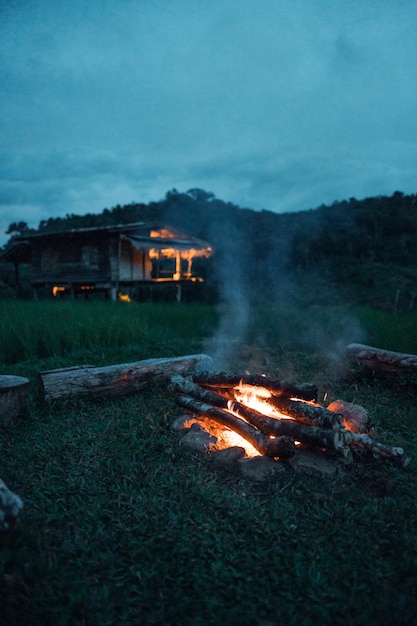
[203,219,251,369]
[203,206,367,376]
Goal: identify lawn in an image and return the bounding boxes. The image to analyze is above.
[1,301,417,625]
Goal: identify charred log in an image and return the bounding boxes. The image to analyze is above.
[192,371,318,401]
[267,397,344,429]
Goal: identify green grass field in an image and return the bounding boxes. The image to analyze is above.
[1,300,417,625]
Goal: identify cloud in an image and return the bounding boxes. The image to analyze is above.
[0,0,416,246]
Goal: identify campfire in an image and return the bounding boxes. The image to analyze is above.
[169,372,410,469]
[36,351,410,472]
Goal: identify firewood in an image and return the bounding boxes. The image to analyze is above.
[169,375,230,408]
[40,354,213,401]
[170,375,343,430]
[191,371,318,401]
[257,396,344,429]
[345,343,417,373]
[174,395,352,457]
[349,432,411,467]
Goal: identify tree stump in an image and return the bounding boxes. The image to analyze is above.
[0,375,30,427]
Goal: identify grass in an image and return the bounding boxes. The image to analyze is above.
[1,300,417,625]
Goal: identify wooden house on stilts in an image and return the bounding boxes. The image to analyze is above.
[1,222,214,302]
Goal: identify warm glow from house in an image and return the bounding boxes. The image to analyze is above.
[52,286,66,297]
[150,228,178,238]
[148,247,212,260]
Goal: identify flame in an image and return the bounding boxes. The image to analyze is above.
[201,418,260,457]
[184,382,317,458]
[233,384,292,420]
[118,293,131,303]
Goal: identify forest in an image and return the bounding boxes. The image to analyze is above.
[2,188,417,310]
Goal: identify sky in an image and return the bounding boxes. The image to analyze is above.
[1,0,416,247]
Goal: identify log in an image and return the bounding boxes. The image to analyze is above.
[345,343,417,373]
[174,395,352,457]
[40,354,213,401]
[327,399,369,433]
[254,396,344,430]
[349,432,411,467]
[169,375,231,408]
[191,371,318,402]
[0,375,30,427]
[0,479,23,533]
[175,394,285,457]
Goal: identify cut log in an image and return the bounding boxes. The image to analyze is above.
[345,343,417,373]
[0,375,30,427]
[40,354,213,401]
[191,371,318,402]
[174,395,352,457]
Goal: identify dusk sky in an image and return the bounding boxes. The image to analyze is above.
[1,0,416,247]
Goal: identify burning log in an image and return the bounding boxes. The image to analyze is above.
[345,343,417,373]
[40,354,212,401]
[171,375,343,430]
[174,395,352,457]
[192,371,318,402]
[175,394,280,457]
[257,396,344,429]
